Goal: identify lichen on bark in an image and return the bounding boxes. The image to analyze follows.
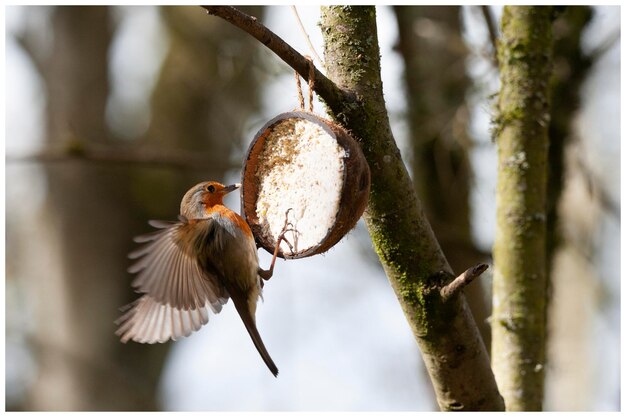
[491,6,554,411]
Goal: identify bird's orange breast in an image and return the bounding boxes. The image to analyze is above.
[207,205,254,239]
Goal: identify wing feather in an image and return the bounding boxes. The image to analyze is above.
[128,219,225,310]
[115,295,211,344]
[116,218,228,344]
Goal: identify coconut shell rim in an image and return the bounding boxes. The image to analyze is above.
[241,110,370,259]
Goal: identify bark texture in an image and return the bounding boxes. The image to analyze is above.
[491,6,554,411]
[319,6,503,411]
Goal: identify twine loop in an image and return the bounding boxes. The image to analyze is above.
[295,56,315,112]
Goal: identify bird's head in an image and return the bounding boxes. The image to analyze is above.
[180,181,240,219]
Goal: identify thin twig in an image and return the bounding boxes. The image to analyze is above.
[202,6,348,111]
[588,29,620,62]
[479,5,499,66]
[14,31,47,80]
[290,6,324,67]
[440,263,489,302]
[573,152,620,219]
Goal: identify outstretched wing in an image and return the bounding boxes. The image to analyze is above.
[116,218,228,343]
[115,295,212,343]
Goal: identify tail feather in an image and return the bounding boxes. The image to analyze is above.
[231,293,279,377]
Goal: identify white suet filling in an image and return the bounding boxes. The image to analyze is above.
[255,118,346,254]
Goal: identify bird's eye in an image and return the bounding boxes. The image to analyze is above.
[206,185,216,193]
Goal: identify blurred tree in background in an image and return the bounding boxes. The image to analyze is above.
[6,5,264,410]
[393,5,492,353]
[14,7,142,409]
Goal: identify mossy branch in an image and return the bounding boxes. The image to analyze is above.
[205,5,503,410]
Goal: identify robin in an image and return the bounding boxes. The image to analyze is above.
[115,181,292,377]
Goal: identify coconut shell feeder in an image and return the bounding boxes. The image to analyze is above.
[241,111,370,259]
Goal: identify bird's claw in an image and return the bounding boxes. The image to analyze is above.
[277,208,296,255]
[259,208,297,282]
[277,229,296,254]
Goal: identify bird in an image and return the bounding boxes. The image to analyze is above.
[115,181,292,377]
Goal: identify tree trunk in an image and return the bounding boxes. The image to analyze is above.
[491,6,554,411]
[22,6,161,410]
[544,7,595,409]
[546,6,592,267]
[319,6,503,411]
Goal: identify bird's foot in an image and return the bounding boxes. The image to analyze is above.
[259,208,296,281]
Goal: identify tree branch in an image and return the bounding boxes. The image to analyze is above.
[440,263,488,302]
[574,151,620,219]
[201,6,348,110]
[15,31,48,81]
[479,5,499,65]
[588,28,620,62]
[6,144,226,170]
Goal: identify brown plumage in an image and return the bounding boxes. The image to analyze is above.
[116,181,279,377]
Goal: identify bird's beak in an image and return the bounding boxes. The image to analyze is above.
[223,183,241,194]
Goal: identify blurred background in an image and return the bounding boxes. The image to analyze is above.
[5,5,620,411]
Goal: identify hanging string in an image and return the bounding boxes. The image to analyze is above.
[290,6,324,67]
[306,55,315,113]
[295,70,305,110]
[294,56,316,112]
